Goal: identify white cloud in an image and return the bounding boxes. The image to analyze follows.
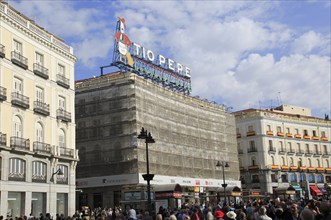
[291,31,330,55]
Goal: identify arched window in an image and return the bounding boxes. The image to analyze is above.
[325,159,330,168]
[297,143,301,152]
[282,157,285,165]
[12,115,22,137]
[56,164,68,184]
[279,141,284,151]
[59,129,66,148]
[316,159,320,167]
[9,158,26,181]
[251,157,256,166]
[298,158,302,167]
[308,158,312,167]
[32,161,46,182]
[290,157,294,166]
[288,142,292,152]
[35,122,44,142]
[314,144,319,154]
[271,156,275,165]
[306,144,310,153]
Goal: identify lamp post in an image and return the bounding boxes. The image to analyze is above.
[50,168,63,182]
[137,127,155,214]
[216,161,229,205]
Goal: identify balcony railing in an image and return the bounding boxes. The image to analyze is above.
[56,74,70,89]
[323,153,329,158]
[247,131,256,136]
[288,150,296,155]
[268,147,276,153]
[59,146,74,158]
[296,150,304,156]
[0,44,5,58]
[57,109,71,122]
[305,151,312,156]
[11,51,28,69]
[0,86,7,101]
[11,92,29,109]
[248,148,258,153]
[34,101,50,116]
[8,172,26,181]
[279,149,286,155]
[10,136,30,150]
[0,132,6,146]
[33,63,49,79]
[32,174,47,183]
[57,176,68,184]
[313,151,321,157]
[33,141,51,154]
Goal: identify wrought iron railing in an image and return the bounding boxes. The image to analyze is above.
[0,86,7,101]
[0,132,6,145]
[33,141,51,154]
[57,109,71,122]
[56,74,70,88]
[59,146,74,158]
[10,136,30,150]
[11,92,29,109]
[11,51,28,69]
[33,63,49,79]
[34,101,50,116]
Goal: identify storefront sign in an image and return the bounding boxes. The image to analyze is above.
[124,192,141,201]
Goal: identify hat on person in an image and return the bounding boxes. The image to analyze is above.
[226,211,237,219]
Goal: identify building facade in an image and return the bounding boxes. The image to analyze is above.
[0,2,77,217]
[75,71,240,210]
[235,105,331,199]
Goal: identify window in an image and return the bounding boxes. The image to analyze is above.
[271,156,275,164]
[286,127,290,133]
[326,159,330,168]
[14,40,23,54]
[9,158,26,179]
[297,143,301,152]
[13,77,23,94]
[56,164,68,184]
[277,126,281,132]
[312,130,317,136]
[58,64,65,76]
[308,158,312,167]
[59,96,66,110]
[303,129,308,136]
[306,144,310,153]
[316,174,324,183]
[314,144,319,154]
[295,128,299,134]
[251,157,256,166]
[279,141,284,151]
[290,157,294,166]
[267,125,271,131]
[316,159,320,167]
[324,145,328,154]
[36,87,44,102]
[269,140,273,149]
[35,52,44,66]
[281,174,287,182]
[298,159,302,167]
[248,125,254,132]
[281,157,285,165]
[290,174,297,183]
[249,141,256,151]
[12,115,22,137]
[271,174,277,182]
[288,142,292,152]
[32,161,46,180]
[59,129,66,148]
[35,122,44,143]
[321,131,326,137]
[307,174,314,183]
[252,175,259,183]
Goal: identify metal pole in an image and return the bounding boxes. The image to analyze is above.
[222,162,227,205]
[146,137,152,214]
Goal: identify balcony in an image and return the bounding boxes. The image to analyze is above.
[286,133,293,138]
[11,51,28,69]
[56,74,70,89]
[59,146,75,158]
[303,135,311,140]
[0,132,6,146]
[323,153,329,158]
[0,44,5,58]
[34,101,50,116]
[33,141,51,154]
[295,134,301,139]
[11,92,29,109]
[313,151,321,157]
[247,131,256,136]
[312,136,319,140]
[8,172,26,181]
[288,150,296,155]
[277,132,284,137]
[248,165,259,170]
[33,63,49,79]
[32,174,46,183]
[238,149,243,154]
[321,136,328,141]
[307,167,316,172]
[281,165,289,171]
[290,166,298,171]
[266,131,273,135]
[0,86,7,101]
[279,149,286,155]
[305,151,312,157]
[268,147,276,153]
[237,133,241,138]
[10,136,30,151]
[296,150,304,156]
[57,109,71,122]
[248,147,258,153]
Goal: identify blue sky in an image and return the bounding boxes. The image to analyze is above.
[10,0,331,118]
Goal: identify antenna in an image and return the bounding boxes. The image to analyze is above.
[278,92,283,106]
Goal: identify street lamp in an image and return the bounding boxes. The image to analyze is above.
[216,161,229,205]
[50,168,63,183]
[137,127,155,214]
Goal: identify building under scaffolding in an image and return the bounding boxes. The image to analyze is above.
[75,71,240,210]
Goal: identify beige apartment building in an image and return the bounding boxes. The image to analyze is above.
[75,71,240,210]
[235,104,331,199]
[0,1,77,217]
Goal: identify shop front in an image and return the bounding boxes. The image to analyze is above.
[154,184,183,211]
[274,185,296,200]
[217,186,242,204]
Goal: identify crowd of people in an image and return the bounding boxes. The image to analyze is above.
[2,197,331,220]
